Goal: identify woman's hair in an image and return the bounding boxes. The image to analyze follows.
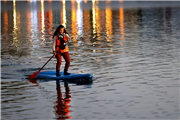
[53,24,69,38]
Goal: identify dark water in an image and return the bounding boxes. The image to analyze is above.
[1,1,180,119]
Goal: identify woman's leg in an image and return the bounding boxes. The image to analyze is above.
[56,52,62,76]
[62,52,70,75]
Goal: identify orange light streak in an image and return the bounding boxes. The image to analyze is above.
[26,5,31,36]
[96,0,99,4]
[41,0,45,41]
[71,0,78,47]
[61,0,66,27]
[95,4,101,41]
[4,11,8,35]
[48,2,53,35]
[84,0,87,3]
[105,5,112,42]
[71,0,75,4]
[119,0,123,3]
[106,0,111,3]
[92,0,96,36]
[4,10,9,52]
[83,9,91,44]
[119,6,125,47]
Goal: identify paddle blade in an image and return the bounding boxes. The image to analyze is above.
[27,71,39,79]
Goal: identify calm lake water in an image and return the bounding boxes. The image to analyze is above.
[1,1,180,120]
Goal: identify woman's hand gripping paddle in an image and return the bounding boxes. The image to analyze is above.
[27,44,64,79]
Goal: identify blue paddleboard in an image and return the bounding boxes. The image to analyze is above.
[36,71,93,80]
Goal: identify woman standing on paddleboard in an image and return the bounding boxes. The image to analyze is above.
[53,25,71,76]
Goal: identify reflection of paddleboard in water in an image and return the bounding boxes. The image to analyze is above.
[36,71,93,81]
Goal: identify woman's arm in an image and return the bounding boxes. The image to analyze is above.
[65,34,71,41]
[52,36,56,52]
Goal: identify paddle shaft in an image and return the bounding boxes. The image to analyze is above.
[27,43,66,79]
[38,44,64,72]
[38,54,54,72]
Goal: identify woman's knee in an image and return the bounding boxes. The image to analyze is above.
[66,60,70,65]
[56,54,61,63]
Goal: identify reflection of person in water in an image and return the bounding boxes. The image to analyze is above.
[54,81,71,119]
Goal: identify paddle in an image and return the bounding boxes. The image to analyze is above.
[27,54,55,79]
[27,44,64,79]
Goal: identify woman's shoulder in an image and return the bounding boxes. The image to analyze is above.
[53,35,57,40]
[65,33,69,37]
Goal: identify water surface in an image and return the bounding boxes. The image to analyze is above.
[1,1,180,120]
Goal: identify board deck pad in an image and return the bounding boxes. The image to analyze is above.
[36,71,93,80]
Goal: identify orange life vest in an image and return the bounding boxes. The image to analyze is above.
[56,34,69,53]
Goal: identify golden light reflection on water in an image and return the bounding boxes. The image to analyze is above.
[119,6,125,47]
[10,1,123,56]
[26,4,32,43]
[96,0,99,4]
[13,0,16,36]
[77,0,83,36]
[84,0,87,3]
[4,9,9,53]
[119,0,123,3]
[48,2,53,35]
[4,10,8,38]
[41,0,45,42]
[11,0,32,56]
[27,0,39,2]
[91,0,102,52]
[106,0,111,3]
[71,0,76,6]
[105,4,113,43]
[119,5,125,70]
[71,0,78,49]
[93,1,102,53]
[92,0,96,37]
[83,9,91,44]
[95,3,101,41]
[61,0,66,27]
[13,0,21,48]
